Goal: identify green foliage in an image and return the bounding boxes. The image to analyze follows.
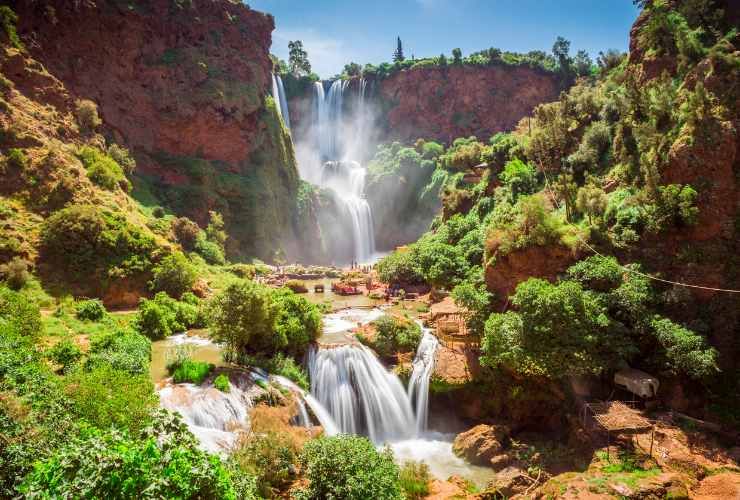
[369,314,422,357]
[288,40,312,76]
[651,316,717,378]
[6,148,27,171]
[46,339,82,372]
[150,252,197,298]
[86,329,151,375]
[208,280,321,361]
[135,291,204,340]
[169,359,214,384]
[19,411,239,499]
[214,373,230,392]
[0,285,42,339]
[0,256,30,290]
[451,271,494,336]
[106,143,136,175]
[231,431,297,497]
[64,364,156,434]
[248,352,309,391]
[0,6,22,49]
[77,146,128,191]
[399,461,431,499]
[499,158,537,200]
[298,435,402,500]
[40,204,157,283]
[195,232,226,265]
[481,278,631,378]
[75,298,107,321]
[657,184,699,227]
[172,216,201,251]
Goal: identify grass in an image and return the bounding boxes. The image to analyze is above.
[399,461,431,499]
[214,373,231,392]
[170,359,214,384]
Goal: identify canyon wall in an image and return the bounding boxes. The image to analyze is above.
[14,0,319,262]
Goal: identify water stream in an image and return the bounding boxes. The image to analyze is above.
[271,73,291,130]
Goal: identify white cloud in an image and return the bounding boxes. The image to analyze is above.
[272,28,347,78]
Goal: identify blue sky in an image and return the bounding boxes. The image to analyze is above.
[248,0,641,78]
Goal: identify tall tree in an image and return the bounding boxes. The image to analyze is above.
[393,37,405,62]
[288,40,311,77]
[552,36,571,69]
[451,48,463,64]
[573,50,593,77]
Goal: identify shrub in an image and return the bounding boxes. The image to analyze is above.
[134,292,204,340]
[298,435,402,500]
[19,411,239,499]
[152,206,166,218]
[6,148,27,171]
[106,143,136,175]
[169,359,214,384]
[75,99,102,133]
[0,256,30,290]
[499,158,537,200]
[376,249,424,286]
[195,233,226,265]
[76,146,129,191]
[150,252,197,298]
[370,314,422,357]
[0,285,42,339]
[40,205,157,282]
[227,263,256,279]
[214,373,230,392]
[399,461,431,499]
[0,6,22,49]
[272,288,321,356]
[651,316,717,379]
[231,431,297,497]
[247,352,310,391]
[172,217,201,251]
[86,329,151,375]
[46,339,82,372]
[64,364,157,434]
[74,298,106,321]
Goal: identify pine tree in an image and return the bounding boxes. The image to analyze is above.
[393,37,405,63]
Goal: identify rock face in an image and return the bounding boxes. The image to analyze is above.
[13,0,319,261]
[377,65,560,143]
[452,423,510,466]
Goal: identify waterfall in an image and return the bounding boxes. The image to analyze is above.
[271,73,291,130]
[308,344,416,443]
[407,329,440,433]
[271,374,340,435]
[305,79,376,264]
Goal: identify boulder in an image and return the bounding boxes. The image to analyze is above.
[452,424,510,465]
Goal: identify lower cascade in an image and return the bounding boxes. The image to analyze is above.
[308,329,439,444]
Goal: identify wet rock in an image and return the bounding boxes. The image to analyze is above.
[452,424,511,465]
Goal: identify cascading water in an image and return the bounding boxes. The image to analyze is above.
[307,328,439,444]
[304,79,376,264]
[407,329,440,434]
[271,73,291,130]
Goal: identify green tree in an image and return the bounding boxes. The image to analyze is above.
[552,36,572,69]
[150,252,197,298]
[393,36,405,62]
[343,62,362,76]
[451,48,463,64]
[574,49,593,77]
[298,435,402,500]
[288,40,312,76]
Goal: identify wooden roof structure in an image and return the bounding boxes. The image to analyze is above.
[583,401,652,433]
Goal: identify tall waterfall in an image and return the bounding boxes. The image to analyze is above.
[308,331,439,444]
[407,329,440,434]
[271,73,291,130]
[306,79,376,264]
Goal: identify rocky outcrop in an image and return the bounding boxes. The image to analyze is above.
[452,423,510,466]
[13,0,320,262]
[377,65,560,143]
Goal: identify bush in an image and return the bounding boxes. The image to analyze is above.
[150,252,197,298]
[106,143,136,175]
[399,461,431,499]
[651,316,717,379]
[376,249,424,286]
[0,285,42,339]
[0,256,30,290]
[152,206,166,218]
[169,359,213,384]
[64,364,157,434]
[74,298,106,321]
[370,314,422,357]
[298,435,402,500]
[0,6,22,49]
[75,99,102,133]
[134,292,204,340]
[231,431,297,497]
[195,233,226,265]
[46,339,82,372]
[19,411,239,499]
[40,205,157,282]
[214,373,230,392]
[86,329,151,375]
[172,217,201,251]
[227,263,256,279]
[499,158,537,200]
[248,352,310,391]
[76,146,128,191]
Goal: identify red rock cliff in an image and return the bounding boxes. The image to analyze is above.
[14,0,273,165]
[378,65,560,143]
